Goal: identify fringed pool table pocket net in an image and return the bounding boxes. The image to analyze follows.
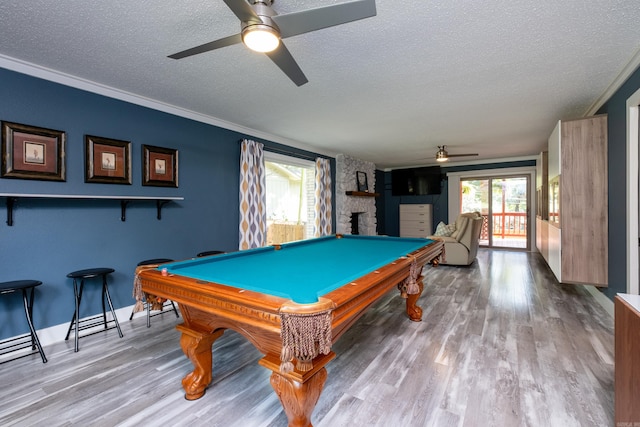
[279,307,333,374]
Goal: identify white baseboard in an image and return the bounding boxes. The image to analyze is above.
[583,285,614,318]
[3,304,139,351]
[42,304,141,347]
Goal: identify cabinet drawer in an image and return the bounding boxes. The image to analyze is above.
[400,230,430,238]
[400,204,431,211]
[400,222,432,237]
[401,220,429,227]
[400,211,430,221]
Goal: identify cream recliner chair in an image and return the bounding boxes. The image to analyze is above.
[428,212,483,266]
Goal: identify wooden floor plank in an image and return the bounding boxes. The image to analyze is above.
[0,249,614,426]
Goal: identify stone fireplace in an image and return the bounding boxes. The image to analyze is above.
[335,154,377,235]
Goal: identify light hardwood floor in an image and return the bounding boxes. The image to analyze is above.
[0,250,614,426]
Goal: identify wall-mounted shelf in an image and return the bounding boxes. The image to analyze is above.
[345,191,380,197]
[0,193,184,226]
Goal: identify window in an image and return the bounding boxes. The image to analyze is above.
[264,152,315,245]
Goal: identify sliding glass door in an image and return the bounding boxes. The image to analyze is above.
[461,176,529,249]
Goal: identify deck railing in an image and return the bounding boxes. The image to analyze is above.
[480,212,527,240]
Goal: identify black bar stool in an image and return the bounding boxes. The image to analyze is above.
[64,268,123,352]
[0,280,47,363]
[129,258,178,327]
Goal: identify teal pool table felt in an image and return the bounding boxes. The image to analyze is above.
[162,235,435,304]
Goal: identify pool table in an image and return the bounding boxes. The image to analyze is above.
[138,234,443,427]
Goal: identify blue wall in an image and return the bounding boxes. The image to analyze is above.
[597,64,640,300]
[0,68,334,339]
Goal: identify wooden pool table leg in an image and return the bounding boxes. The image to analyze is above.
[405,273,425,322]
[259,352,335,427]
[405,252,440,321]
[270,368,327,427]
[176,324,224,400]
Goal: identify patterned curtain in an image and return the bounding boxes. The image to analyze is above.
[239,139,267,249]
[314,158,332,237]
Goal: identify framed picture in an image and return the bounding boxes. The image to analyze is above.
[142,144,178,187]
[1,121,66,181]
[85,135,132,184]
[356,171,368,192]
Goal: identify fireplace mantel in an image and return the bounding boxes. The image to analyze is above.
[345,191,380,197]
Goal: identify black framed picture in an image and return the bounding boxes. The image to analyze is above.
[356,171,368,192]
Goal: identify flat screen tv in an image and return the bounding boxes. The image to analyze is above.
[392,166,442,196]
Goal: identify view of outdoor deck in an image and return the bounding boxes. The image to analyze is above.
[462,177,528,249]
[479,212,527,248]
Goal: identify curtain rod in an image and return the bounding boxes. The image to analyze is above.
[238,139,331,162]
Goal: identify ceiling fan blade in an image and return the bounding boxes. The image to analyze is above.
[168,34,243,59]
[223,0,261,24]
[273,0,376,39]
[447,153,479,157]
[265,42,308,86]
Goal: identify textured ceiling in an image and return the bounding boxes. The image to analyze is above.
[1,1,639,169]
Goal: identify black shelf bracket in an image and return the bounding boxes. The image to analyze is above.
[156,200,170,220]
[120,200,130,222]
[6,197,16,226]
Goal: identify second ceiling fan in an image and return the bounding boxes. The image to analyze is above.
[168,0,377,86]
[435,145,478,162]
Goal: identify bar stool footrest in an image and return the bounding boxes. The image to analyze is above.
[0,333,43,364]
[148,300,179,316]
[68,314,122,339]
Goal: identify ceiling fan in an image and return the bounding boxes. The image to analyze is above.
[435,145,479,162]
[168,0,377,86]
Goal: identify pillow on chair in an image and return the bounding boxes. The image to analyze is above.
[434,221,456,237]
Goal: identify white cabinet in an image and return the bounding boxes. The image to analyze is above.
[399,204,433,237]
[545,115,608,287]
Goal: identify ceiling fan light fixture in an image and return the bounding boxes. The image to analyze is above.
[436,146,449,162]
[242,24,280,52]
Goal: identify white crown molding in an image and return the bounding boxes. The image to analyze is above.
[585,45,640,116]
[0,54,338,158]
